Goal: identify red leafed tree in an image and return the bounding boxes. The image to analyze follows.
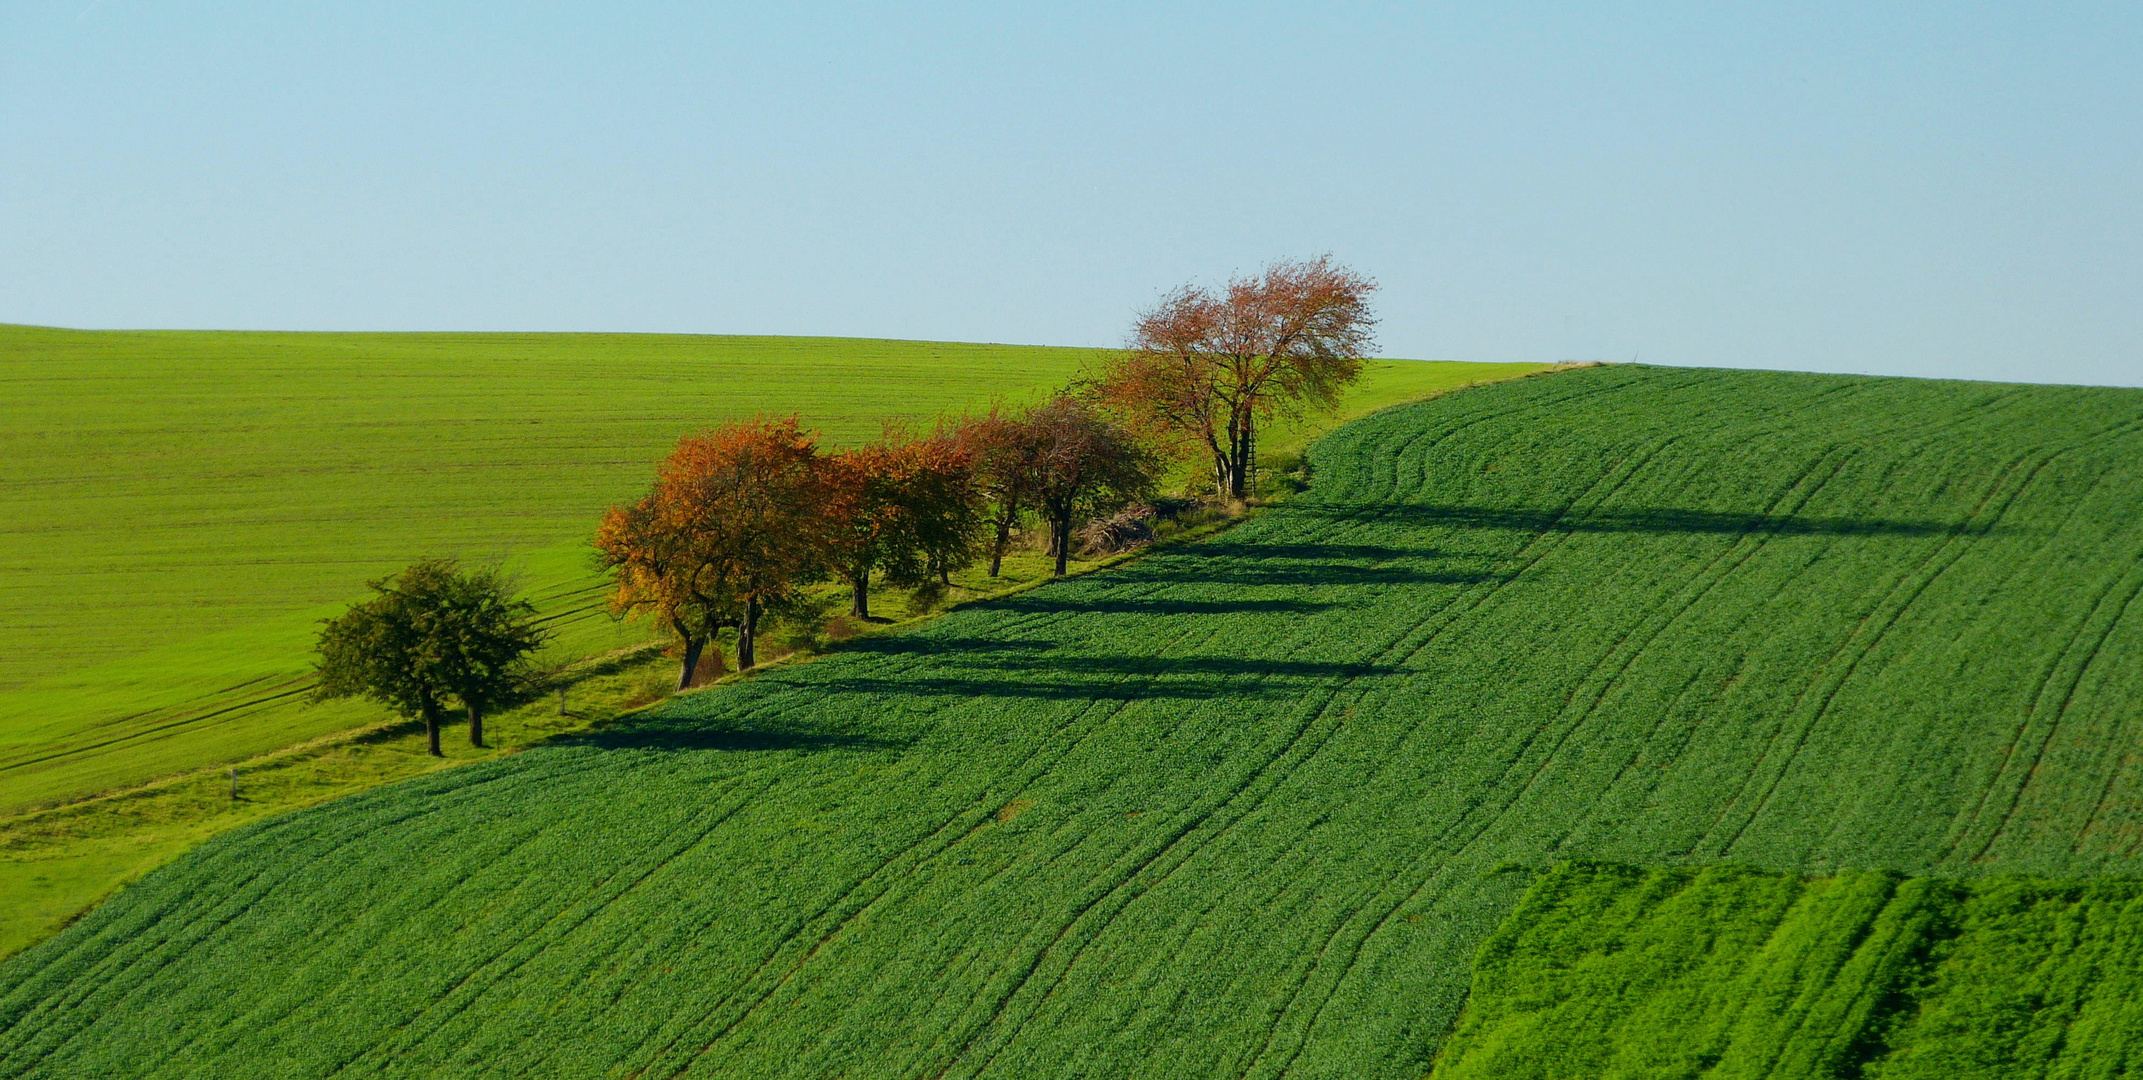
[903,425,989,587]
[822,427,985,619]
[1028,395,1159,577]
[1098,256,1377,499]
[595,416,827,687]
[955,405,1050,577]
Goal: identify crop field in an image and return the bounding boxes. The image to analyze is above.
[1436,861,2143,1079]
[0,323,1538,812]
[4,364,2142,1077]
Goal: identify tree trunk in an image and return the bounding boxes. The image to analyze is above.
[676,632,705,690]
[420,697,443,757]
[1228,418,1251,500]
[1053,513,1072,577]
[739,597,760,669]
[466,701,485,749]
[988,512,1012,577]
[850,568,871,619]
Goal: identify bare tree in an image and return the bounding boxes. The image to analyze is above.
[1099,257,1377,499]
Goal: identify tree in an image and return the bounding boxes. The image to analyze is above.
[958,405,1051,578]
[596,494,726,690]
[821,440,914,621]
[429,564,549,749]
[892,425,988,589]
[314,558,547,756]
[1028,395,1160,577]
[1098,256,1377,499]
[822,427,987,619]
[596,417,828,686]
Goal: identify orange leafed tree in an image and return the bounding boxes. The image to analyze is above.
[1098,256,1377,499]
[902,425,989,587]
[822,426,985,619]
[594,416,827,687]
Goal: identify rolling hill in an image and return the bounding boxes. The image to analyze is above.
[4,363,2140,1078]
[0,324,1536,812]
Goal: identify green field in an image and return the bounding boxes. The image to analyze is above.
[0,324,1536,813]
[1437,862,2143,1079]
[5,364,2141,1077]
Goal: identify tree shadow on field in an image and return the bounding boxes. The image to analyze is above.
[1168,561,1513,588]
[582,722,902,754]
[1224,541,1467,562]
[810,674,1268,701]
[950,655,1397,680]
[1310,503,1962,538]
[839,636,1053,657]
[1001,596,1345,616]
[814,651,1397,702]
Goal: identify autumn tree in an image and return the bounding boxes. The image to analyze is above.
[314,558,548,756]
[899,425,989,588]
[822,427,986,619]
[1098,256,1377,499]
[1028,394,1160,577]
[595,417,828,686]
[821,440,912,621]
[958,405,1051,578]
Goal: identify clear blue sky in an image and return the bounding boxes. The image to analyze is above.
[4,2,2138,386]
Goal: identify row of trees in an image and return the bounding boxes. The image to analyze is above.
[596,256,1377,690]
[310,257,1378,744]
[595,394,1159,689]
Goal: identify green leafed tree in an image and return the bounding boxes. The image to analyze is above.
[314,558,549,756]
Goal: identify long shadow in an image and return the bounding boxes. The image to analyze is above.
[838,636,1053,657]
[809,675,1276,701]
[1198,542,1466,562]
[1310,503,1961,537]
[1001,597,1345,616]
[945,655,1399,679]
[1166,564,1514,587]
[582,724,904,753]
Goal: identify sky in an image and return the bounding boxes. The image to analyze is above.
[2,2,2138,387]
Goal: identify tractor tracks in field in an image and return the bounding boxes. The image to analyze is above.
[1238,411,1870,1079]
[1691,412,2064,861]
[0,757,568,1074]
[319,766,796,1078]
[894,391,1688,1078]
[1941,418,2143,866]
[634,616,1229,1078]
[1713,410,2143,867]
[1234,380,2047,1078]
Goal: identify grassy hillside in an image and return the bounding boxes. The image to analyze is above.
[4,364,2141,1077]
[0,323,1536,811]
[1436,862,2143,1079]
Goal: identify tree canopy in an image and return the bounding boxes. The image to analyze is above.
[1027,395,1161,577]
[823,428,987,618]
[1099,256,1376,498]
[957,405,1053,578]
[314,558,546,756]
[596,416,829,686]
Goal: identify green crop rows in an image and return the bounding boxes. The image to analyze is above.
[3,364,2141,1077]
[0,323,1536,812]
[1436,861,2143,1079]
